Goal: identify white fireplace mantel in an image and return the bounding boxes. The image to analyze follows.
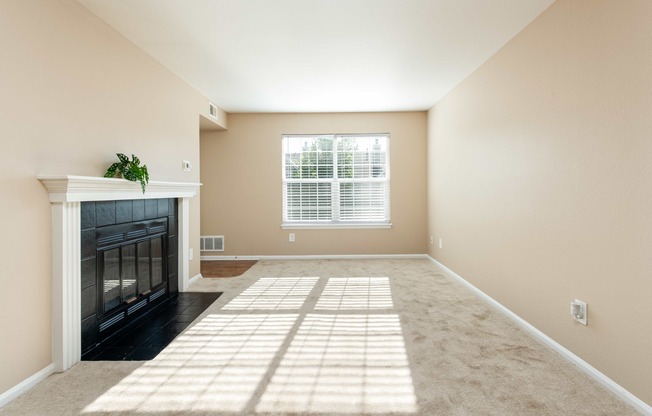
[38,175,201,372]
[38,175,200,202]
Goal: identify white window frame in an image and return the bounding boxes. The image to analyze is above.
[281,133,391,229]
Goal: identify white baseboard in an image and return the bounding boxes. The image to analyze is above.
[9,257,645,412]
[188,273,203,286]
[0,363,56,408]
[201,255,261,261]
[428,256,652,416]
[201,254,429,261]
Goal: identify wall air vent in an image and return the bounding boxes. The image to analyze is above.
[209,102,218,119]
[200,235,224,252]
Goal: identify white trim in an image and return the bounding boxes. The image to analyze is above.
[189,273,203,285]
[37,175,200,373]
[37,175,201,202]
[0,364,55,407]
[282,134,391,226]
[50,202,81,372]
[201,255,262,261]
[178,198,192,292]
[201,254,428,261]
[428,256,652,416]
[281,223,392,229]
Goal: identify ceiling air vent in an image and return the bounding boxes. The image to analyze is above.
[209,102,218,119]
[201,235,224,252]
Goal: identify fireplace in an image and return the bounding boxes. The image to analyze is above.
[80,199,179,356]
[38,175,200,372]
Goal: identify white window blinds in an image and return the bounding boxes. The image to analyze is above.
[282,134,390,227]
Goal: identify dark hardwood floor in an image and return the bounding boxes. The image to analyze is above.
[83,292,222,361]
[201,260,258,278]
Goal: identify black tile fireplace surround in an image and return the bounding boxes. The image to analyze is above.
[80,198,179,358]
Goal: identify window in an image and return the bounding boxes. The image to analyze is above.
[282,134,390,228]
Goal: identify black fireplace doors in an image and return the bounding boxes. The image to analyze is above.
[80,198,179,357]
[97,219,167,317]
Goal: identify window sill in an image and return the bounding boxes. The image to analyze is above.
[281,223,392,230]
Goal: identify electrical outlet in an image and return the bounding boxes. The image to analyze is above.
[429,236,434,244]
[570,299,587,325]
[182,160,192,172]
[289,233,295,242]
[439,238,443,249]
[188,248,194,260]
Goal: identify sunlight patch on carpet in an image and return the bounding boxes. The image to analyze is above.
[222,277,318,310]
[315,277,394,310]
[256,313,417,413]
[82,314,297,413]
[82,275,417,414]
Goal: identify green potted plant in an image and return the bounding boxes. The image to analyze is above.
[104,153,149,193]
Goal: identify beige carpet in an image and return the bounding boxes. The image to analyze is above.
[0,259,640,415]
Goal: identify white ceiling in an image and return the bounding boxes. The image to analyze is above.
[77,0,554,113]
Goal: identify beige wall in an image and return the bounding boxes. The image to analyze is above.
[201,112,427,256]
[428,0,652,406]
[0,0,218,395]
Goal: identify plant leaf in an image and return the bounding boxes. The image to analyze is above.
[142,165,149,183]
[106,153,148,192]
[104,163,119,178]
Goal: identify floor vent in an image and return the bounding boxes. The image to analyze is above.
[201,235,224,252]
